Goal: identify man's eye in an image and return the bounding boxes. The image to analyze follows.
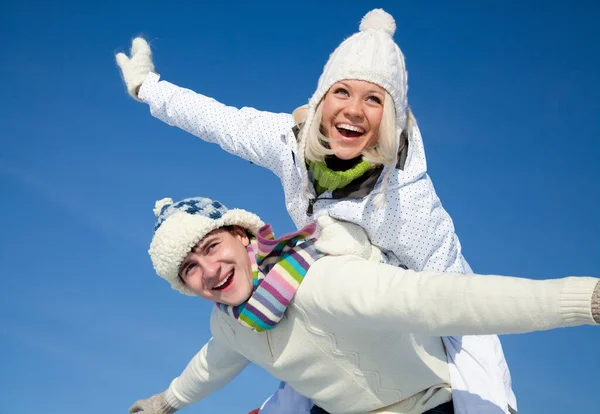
[183,263,196,278]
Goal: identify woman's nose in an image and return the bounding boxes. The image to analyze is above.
[343,99,363,119]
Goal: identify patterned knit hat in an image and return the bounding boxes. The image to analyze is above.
[148,197,264,296]
[298,9,408,204]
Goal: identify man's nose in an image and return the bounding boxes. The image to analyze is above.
[200,259,221,283]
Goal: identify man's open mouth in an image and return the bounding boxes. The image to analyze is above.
[213,271,234,290]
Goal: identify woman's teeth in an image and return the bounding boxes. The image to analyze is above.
[336,124,364,138]
[336,123,364,133]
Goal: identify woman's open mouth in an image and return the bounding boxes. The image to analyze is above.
[213,271,234,291]
[335,123,365,138]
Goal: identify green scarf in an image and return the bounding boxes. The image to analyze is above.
[308,159,373,195]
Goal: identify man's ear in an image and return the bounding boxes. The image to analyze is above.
[232,225,250,246]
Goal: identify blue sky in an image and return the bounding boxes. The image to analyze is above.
[1,1,598,413]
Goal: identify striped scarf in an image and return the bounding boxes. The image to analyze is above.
[216,222,323,332]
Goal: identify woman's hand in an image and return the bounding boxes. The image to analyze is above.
[314,215,383,262]
[116,37,155,101]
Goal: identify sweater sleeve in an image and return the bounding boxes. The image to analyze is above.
[163,334,249,409]
[138,72,296,179]
[300,256,599,336]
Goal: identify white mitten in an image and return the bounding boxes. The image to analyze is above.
[116,37,155,101]
[314,215,383,262]
[129,391,177,414]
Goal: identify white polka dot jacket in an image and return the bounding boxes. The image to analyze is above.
[138,72,516,413]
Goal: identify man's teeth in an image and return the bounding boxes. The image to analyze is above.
[336,124,364,133]
[214,272,233,289]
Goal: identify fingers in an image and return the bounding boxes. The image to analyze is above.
[115,52,130,68]
[128,400,144,413]
[131,37,151,57]
[316,214,336,229]
[115,37,150,67]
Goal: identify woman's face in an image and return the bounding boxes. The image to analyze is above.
[321,80,386,160]
[178,227,254,306]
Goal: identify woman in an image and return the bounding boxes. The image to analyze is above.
[117,9,515,413]
[129,196,599,414]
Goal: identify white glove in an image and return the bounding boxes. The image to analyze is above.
[314,215,383,262]
[129,391,177,414]
[116,37,155,101]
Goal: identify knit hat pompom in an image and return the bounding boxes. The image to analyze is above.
[359,8,396,36]
[153,197,173,217]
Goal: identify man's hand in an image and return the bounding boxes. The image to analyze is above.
[116,37,155,101]
[129,391,177,414]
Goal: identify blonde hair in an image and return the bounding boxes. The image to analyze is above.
[296,90,411,209]
[302,93,399,168]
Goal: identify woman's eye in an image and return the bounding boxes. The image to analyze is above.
[367,96,382,104]
[333,88,349,96]
[207,242,218,252]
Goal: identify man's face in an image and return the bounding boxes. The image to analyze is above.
[179,227,253,306]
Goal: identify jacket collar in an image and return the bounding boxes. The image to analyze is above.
[292,124,409,200]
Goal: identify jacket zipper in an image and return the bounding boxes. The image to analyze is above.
[306,198,315,215]
[306,195,334,216]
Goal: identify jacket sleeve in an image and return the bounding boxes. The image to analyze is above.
[138,72,296,179]
[299,256,599,336]
[163,324,249,409]
[377,174,473,275]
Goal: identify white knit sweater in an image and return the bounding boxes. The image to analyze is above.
[161,256,598,414]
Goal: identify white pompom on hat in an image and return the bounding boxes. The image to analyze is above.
[148,197,264,296]
[359,8,397,34]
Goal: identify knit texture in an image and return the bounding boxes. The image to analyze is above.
[306,9,407,127]
[592,280,600,323]
[217,222,323,331]
[129,391,177,414]
[308,159,373,195]
[116,37,155,102]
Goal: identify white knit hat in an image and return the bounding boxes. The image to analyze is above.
[148,197,264,296]
[310,9,407,118]
[298,9,409,205]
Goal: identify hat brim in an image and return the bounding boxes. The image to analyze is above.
[149,208,264,296]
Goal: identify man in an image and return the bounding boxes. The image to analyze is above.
[130,196,599,414]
